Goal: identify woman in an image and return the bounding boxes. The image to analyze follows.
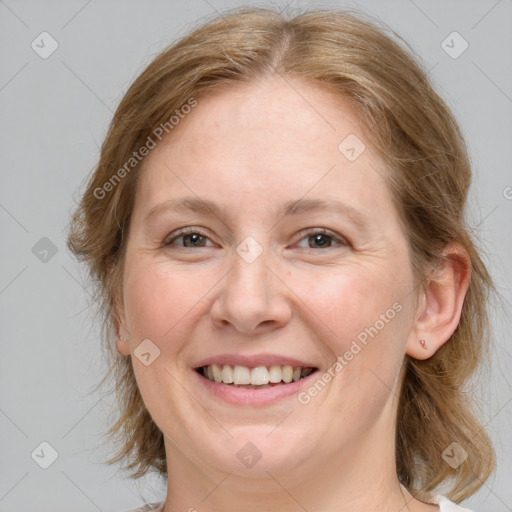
[68,7,495,512]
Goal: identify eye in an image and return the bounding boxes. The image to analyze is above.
[163,227,214,248]
[162,227,349,251]
[295,229,348,250]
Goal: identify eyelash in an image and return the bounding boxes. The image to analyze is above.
[162,227,349,251]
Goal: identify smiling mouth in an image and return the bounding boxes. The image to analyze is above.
[196,364,318,389]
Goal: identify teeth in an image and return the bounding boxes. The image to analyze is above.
[301,367,314,378]
[269,365,282,383]
[221,364,234,384]
[251,366,270,385]
[212,364,222,383]
[282,365,293,383]
[233,365,251,385]
[201,364,315,385]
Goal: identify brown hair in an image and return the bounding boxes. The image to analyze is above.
[67,6,495,501]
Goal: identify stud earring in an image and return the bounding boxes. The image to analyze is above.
[119,335,127,341]
[419,338,428,350]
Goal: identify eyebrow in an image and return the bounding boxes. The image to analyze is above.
[145,196,370,230]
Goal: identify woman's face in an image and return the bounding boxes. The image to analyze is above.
[116,77,422,482]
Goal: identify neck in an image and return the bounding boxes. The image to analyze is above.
[160,420,430,512]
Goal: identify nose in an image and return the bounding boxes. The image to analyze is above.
[210,243,293,335]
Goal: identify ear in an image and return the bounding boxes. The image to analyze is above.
[406,242,471,360]
[114,293,131,357]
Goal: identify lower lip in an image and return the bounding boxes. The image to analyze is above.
[193,369,319,406]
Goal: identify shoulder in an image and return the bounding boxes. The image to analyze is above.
[120,503,164,512]
[431,494,476,512]
[400,486,476,512]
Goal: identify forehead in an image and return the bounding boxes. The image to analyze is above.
[134,76,393,222]
[163,77,365,159]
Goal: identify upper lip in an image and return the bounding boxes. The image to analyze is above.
[193,353,319,369]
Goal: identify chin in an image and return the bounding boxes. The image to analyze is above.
[202,425,316,478]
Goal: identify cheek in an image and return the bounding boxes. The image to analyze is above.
[296,263,410,403]
[123,260,200,341]
[300,267,409,414]
[297,264,406,349]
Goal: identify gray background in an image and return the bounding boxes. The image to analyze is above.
[0,0,511,511]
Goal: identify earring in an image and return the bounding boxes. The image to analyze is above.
[119,335,127,341]
[419,338,428,350]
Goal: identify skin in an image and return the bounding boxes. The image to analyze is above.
[115,76,470,512]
